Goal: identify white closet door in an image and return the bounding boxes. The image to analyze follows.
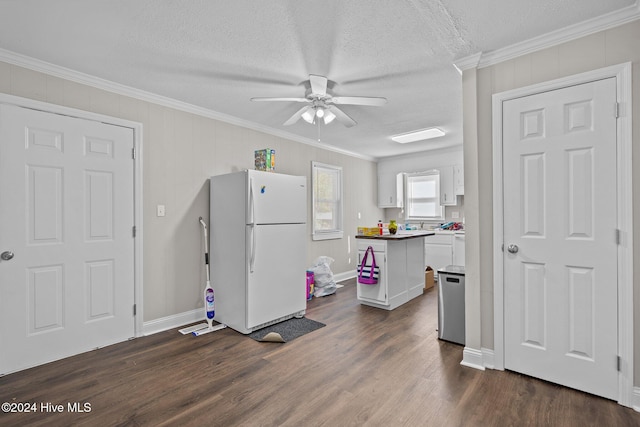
[0,104,135,374]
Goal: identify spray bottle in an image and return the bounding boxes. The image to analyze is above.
[200,217,215,329]
[205,283,215,329]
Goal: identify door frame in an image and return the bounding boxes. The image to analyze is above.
[491,62,633,406]
[0,93,145,339]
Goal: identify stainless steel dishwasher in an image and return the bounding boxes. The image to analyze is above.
[437,265,465,345]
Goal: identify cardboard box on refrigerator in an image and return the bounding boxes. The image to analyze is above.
[254,148,275,172]
[424,266,434,290]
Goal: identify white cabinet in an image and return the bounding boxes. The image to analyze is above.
[357,237,424,310]
[425,232,465,272]
[378,172,404,208]
[424,233,453,273]
[357,241,388,305]
[439,166,455,206]
[454,164,464,196]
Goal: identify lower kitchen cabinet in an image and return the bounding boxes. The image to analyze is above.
[425,232,465,273]
[356,236,425,310]
[424,233,453,274]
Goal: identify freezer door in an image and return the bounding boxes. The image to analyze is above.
[246,223,306,329]
[248,170,306,225]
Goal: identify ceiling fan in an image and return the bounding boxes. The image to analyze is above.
[250,74,387,128]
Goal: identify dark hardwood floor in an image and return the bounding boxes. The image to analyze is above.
[1,279,639,426]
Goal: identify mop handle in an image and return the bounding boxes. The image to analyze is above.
[199,217,210,282]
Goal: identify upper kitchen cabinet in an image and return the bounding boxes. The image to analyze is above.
[439,166,455,206]
[378,172,404,208]
[454,164,464,196]
[439,165,464,205]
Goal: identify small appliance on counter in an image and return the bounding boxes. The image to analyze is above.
[437,265,465,345]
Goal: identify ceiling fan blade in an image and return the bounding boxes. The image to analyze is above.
[309,74,328,96]
[251,97,309,102]
[331,96,387,106]
[283,106,310,126]
[329,106,357,128]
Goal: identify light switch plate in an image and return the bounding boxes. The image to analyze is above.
[157,205,166,217]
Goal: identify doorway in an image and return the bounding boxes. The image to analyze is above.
[491,63,633,406]
[0,95,143,374]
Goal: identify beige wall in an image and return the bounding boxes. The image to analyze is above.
[463,20,640,384]
[0,61,383,323]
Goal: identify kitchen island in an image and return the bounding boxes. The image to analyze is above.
[355,231,434,310]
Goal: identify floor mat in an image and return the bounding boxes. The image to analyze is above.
[248,317,325,343]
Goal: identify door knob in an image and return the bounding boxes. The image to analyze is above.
[507,244,519,254]
[1,251,14,260]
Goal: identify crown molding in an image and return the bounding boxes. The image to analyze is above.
[453,52,483,72]
[454,2,640,70]
[0,48,376,162]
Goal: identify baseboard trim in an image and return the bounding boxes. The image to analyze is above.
[140,274,363,336]
[481,347,495,370]
[461,347,485,371]
[335,270,357,283]
[143,308,203,336]
[633,387,640,412]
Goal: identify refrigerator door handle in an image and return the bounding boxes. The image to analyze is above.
[248,177,255,225]
[248,177,257,273]
[249,224,256,273]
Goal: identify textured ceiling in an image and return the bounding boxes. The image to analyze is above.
[0,0,637,159]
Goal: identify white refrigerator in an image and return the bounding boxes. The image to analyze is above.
[210,170,307,334]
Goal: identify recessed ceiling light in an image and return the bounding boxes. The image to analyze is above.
[392,127,445,143]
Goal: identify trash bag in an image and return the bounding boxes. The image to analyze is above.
[309,256,337,297]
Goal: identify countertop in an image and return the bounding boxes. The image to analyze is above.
[355,231,435,240]
[428,229,465,235]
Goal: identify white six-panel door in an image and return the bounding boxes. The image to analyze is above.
[0,104,135,374]
[502,78,618,400]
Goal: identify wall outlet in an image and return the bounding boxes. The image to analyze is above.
[451,211,459,219]
[157,204,166,217]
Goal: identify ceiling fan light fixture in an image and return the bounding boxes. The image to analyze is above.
[392,127,445,143]
[323,110,336,124]
[301,108,315,124]
[316,107,325,118]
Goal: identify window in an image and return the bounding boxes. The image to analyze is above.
[405,171,444,220]
[312,162,343,240]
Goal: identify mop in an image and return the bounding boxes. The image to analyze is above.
[178,217,226,336]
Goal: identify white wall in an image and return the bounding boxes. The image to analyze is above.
[0,61,383,323]
[376,146,463,176]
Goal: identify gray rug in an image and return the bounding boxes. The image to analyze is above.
[248,317,325,343]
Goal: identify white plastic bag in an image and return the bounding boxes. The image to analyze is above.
[309,256,337,297]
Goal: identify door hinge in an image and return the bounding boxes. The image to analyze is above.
[133,304,137,316]
[615,228,621,245]
[132,225,137,238]
[132,147,136,159]
[614,102,620,118]
[617,355,621,372]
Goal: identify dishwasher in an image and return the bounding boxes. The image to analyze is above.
[437,265,465,345]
